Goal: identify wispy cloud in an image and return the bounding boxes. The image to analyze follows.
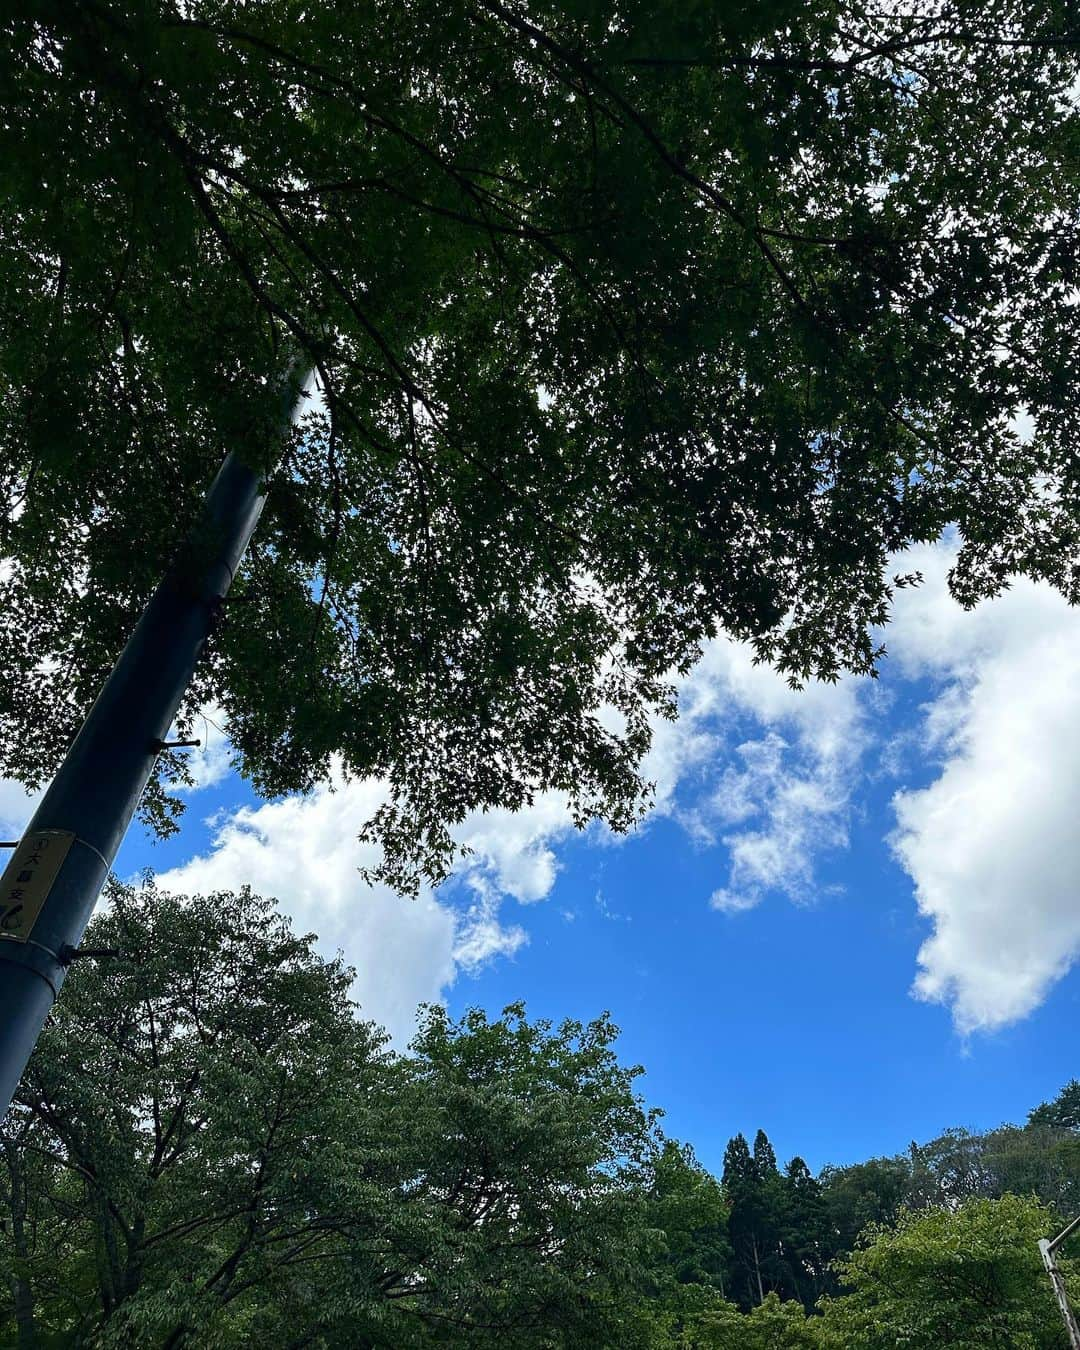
[654,637,867,914]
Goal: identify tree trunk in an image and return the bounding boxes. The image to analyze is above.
[2,1137,37,1350]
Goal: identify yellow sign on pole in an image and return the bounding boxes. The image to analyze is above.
[0,830,76,942]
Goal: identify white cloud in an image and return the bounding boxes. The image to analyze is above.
[175,703,234,794]
[888,541,1080,1033]
[655,636,867,913]
[452,877,528,969]
[708,733,851,912]
[158,773,522,1044]
[455,790,575,903]
[157,769,566,1043]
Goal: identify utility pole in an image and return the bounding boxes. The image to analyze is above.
[0,365,314,1117]
[1040,1214,1080,1350]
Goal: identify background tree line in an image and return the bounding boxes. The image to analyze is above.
[3,883,1078,1348]
[715,1092,1080,1317]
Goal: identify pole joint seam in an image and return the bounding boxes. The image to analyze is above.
[71,835,110,871]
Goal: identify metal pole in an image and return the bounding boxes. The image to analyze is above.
[0,365,314,1116]
[1040,1214,1080,1350]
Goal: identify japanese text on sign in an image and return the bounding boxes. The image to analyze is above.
[0,830,76,942]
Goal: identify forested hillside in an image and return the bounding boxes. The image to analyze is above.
[3,884,1077,1347]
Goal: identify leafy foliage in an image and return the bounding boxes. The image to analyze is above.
[4,884,1080,1347]
[1,1,1078,881]
[815,1196,1075,1348]
[687,1292,819,1349]
[0,882,663,1347]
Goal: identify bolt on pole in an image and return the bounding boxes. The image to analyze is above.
[0,364,315,1117]
[1040,1214,1080,1350]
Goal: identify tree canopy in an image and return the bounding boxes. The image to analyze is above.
[814,1196,1073,1349]
[2,0,1078,883]
[1,881,667,1347]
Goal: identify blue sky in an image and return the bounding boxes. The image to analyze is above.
[5,536,1079,1179]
